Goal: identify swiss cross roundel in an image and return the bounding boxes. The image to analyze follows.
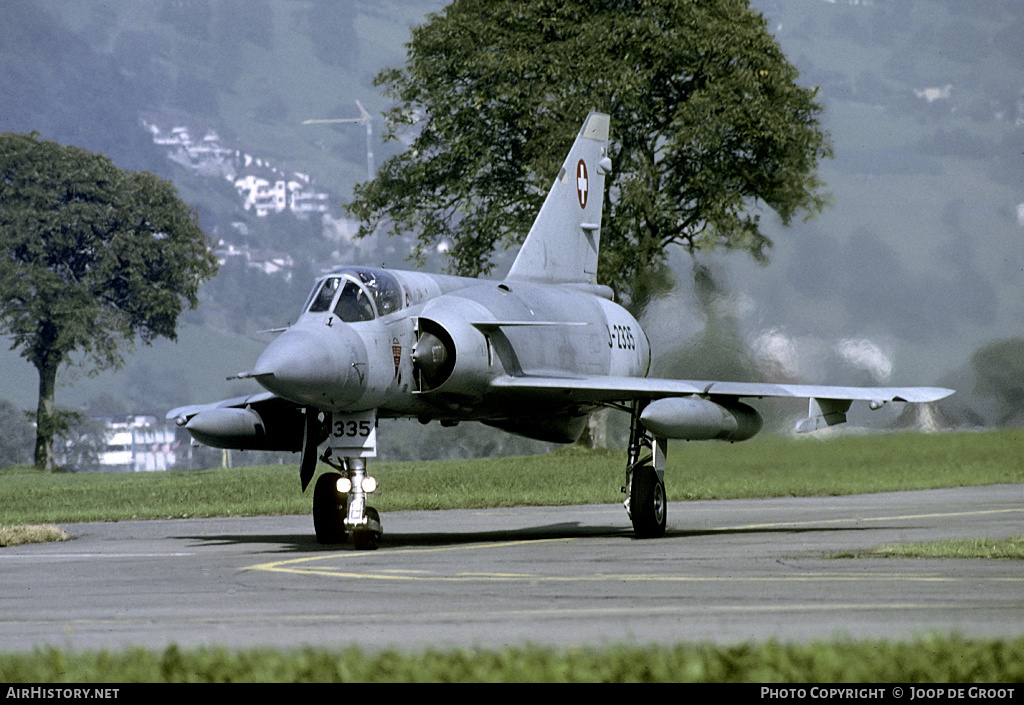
[576,159,588,209]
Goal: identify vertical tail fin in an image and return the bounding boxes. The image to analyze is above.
[506,112,611,285]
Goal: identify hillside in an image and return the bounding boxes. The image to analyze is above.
[649,0,1022,421]
[1,0,1021,436]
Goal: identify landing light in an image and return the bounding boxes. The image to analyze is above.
[335,476,377,493]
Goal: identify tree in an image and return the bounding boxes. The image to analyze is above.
[0,399,35,470]
[0,132,218,469]
[971,338,1024,426]
[347,0,832,300]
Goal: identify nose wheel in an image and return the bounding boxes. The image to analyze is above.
[353,507,381,550]
[313,472,348,544]
[312,456,382,549]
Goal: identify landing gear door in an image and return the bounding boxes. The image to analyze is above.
[329,409,377,458]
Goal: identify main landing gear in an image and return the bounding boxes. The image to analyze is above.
[309,404,668,547]
[623,400,668,538]
[312,455,382,550]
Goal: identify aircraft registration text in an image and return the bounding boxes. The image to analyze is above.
[608,323,636,350]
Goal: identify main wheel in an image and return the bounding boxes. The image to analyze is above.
[629,464,667,538]
[313,472,348,544]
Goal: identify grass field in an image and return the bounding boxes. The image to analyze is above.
[3,429,1022,525]
[2,429,1021,682]
[0,524,68,547]
[2,637,1023,683]
[837,536,1024,560]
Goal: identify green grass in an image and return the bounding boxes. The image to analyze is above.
[2,429,1021,525]
[3,430,1021,683]
[840,536,1024,560]
[1,636,1022,682]
[0,524,68,547]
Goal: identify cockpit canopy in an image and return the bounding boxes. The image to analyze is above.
[303,267,403,323]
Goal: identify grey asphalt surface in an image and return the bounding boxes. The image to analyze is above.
[2,484,1022,652]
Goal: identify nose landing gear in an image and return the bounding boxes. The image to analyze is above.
[312,455,382,550]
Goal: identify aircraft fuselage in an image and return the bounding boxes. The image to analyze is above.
[251,266,650,443]
[170,112,953,548]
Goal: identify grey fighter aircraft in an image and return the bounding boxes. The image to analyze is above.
[168,113,953,549]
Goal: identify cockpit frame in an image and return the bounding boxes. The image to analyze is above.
[303,267,404,323]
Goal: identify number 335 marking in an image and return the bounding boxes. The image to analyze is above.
[329,410,377,458]
[333,419,373,438]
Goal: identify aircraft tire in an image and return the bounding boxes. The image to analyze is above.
[352,507,381,550]
[630,465,667,538]
[313,472,348,544]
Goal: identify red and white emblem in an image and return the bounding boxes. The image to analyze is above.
[391,337,402,377]
[576,159,588,209]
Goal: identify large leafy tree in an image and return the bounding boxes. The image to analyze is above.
[348,0,832,299]
[0,398,35,470]
[971,338,1024,426]
[0,132,219,469]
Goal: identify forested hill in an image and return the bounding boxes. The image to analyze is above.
[1,0,1021,426]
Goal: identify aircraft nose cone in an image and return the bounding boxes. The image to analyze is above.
[253,325,367,408]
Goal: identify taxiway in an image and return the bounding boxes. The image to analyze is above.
[1,484,1021,652]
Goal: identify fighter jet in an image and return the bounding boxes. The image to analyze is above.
[168,113,953,549]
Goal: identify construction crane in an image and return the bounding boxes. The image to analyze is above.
[303,100,374,180]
